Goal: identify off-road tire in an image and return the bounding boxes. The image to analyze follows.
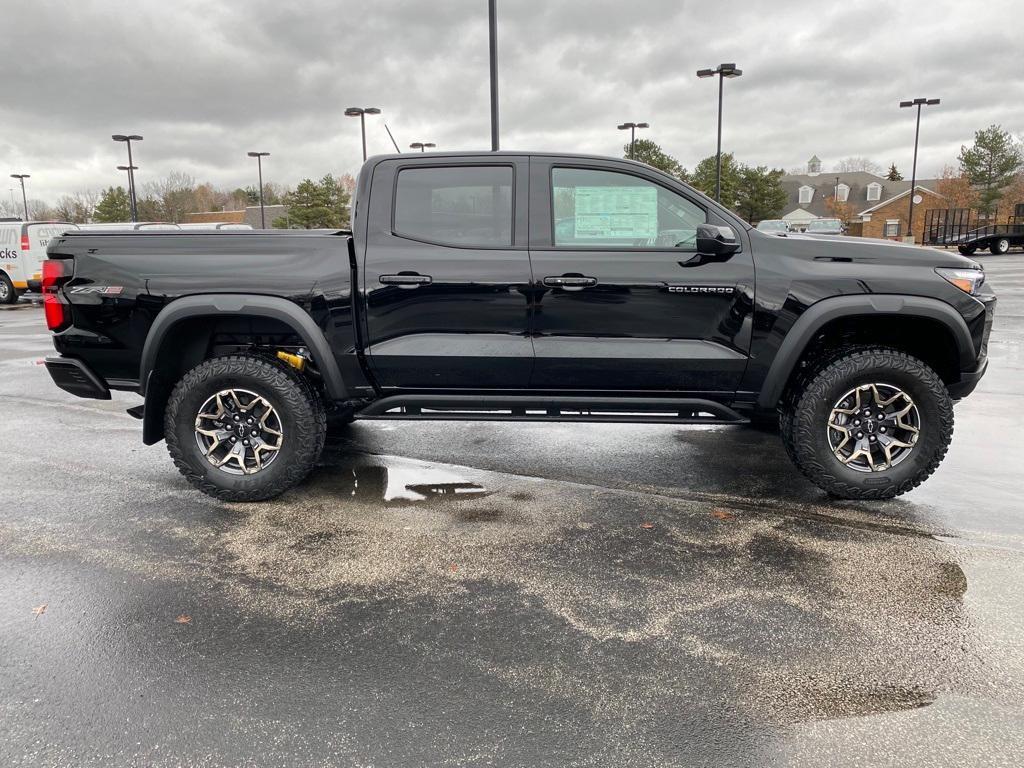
[0,273,17,304]
[165,354,326,501]
[990,238,1010,255]
[781,347,953,499]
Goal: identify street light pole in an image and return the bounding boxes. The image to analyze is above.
[10,175,30,220]
[117,166,137,219]
[344,107,382,162]
[697,63,743,202]
[488,0,499,151]
[247,152,270,228]
[409,142,436,153]
[616,122,649,160]
[112,134,143,222]
[899,97,940,242]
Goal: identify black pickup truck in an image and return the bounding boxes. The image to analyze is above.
[42,152,995,501]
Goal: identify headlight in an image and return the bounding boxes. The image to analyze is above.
[935,267,985,296]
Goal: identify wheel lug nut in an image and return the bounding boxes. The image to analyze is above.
[856,432,864,439]
[243,440,249,446]
[231,437,237,443]
[880,426,886,433]
[869,436,877,442]
[854,419,861,426]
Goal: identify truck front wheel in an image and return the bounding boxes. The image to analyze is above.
[781,348,953,499]
[164,354,326,501]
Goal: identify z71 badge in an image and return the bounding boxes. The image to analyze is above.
[666,285,735,295]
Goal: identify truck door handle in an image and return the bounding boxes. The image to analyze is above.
[380,273,432,287]
[543,275,597,288]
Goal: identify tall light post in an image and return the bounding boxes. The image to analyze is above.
[247,152,270,228]
[488,0,499,151]
[344,107,381,162]
[409,142,436,153]
[899,97,940,242]
[117,166,137,220]
[10,174,29,220]
[617,122,649,160]
[697,63,743,202]
[112,134,143,222]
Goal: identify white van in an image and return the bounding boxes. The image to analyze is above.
[0,220,80,304]
[77,222,181,231]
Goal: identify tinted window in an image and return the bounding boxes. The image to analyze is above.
[551,168,706,249]
[394,166,513,247]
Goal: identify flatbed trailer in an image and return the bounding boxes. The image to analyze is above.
[958,223,1024,255]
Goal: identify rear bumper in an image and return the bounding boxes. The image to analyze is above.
[44,357,111,400]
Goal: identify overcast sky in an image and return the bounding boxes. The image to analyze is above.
[3,0,1023,205]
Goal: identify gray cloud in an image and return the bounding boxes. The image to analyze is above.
[2,0,1022,204]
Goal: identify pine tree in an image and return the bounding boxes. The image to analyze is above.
[886,164,903,181]
[93,186,131,223]
[959,125,1024,215]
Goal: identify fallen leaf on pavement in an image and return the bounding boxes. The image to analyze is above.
[449,564,458,572]
[32,604,47,617]
[640,522,655,529]
[175,614,192,624]
[711,508,735,521]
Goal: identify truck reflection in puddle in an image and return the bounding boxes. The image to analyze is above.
[310,454,492,505]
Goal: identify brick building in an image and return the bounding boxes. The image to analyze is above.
[183,205,289,228]
[781,156,941,241]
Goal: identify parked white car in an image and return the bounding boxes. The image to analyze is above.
[0,220,80,303]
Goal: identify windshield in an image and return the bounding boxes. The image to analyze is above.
[808,219,841,231]
[757,220,787,231]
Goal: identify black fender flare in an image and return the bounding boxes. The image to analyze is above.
[140,293,348,399]
[757,294,976,409]
[139,294,348,445]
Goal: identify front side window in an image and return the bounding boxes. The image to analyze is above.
[551,167,706,249]
[394,166,513,247]
[799,185,814,204]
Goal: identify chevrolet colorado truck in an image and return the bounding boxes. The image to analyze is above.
[41,152,995,501]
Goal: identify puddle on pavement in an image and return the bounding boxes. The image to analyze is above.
[303,455,492,505]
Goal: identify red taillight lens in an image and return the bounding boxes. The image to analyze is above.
[20,234,30,250]
[42,259,71,331]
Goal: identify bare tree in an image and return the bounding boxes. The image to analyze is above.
[833,157,882,174]
[55,189,101,223]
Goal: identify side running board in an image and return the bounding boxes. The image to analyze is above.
[354,395,748,425]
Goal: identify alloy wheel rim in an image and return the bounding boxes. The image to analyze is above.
[194,388,284,475]
[826,383,920,473]
[0,281,9,300]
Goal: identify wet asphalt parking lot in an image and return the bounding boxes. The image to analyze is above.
[1,254,1023,767]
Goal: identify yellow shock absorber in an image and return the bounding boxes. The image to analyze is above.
[276,350,307,371]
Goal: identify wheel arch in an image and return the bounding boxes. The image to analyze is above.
[758,294,976,409]
[140,294,347,445]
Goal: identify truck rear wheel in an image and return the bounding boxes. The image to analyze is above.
[990,238,1010,255]
[164,354,326,501]
[780,348,953,499]
[0,273,17,304]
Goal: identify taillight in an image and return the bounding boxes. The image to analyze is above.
[20,234,30,250]
[42,259,71,331]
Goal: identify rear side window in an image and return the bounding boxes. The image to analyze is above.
[394,166,513,247]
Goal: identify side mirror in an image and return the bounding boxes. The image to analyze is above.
[696,224,740,257]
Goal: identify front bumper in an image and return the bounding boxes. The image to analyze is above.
[44,357,111,400]
[948,355,988,399]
